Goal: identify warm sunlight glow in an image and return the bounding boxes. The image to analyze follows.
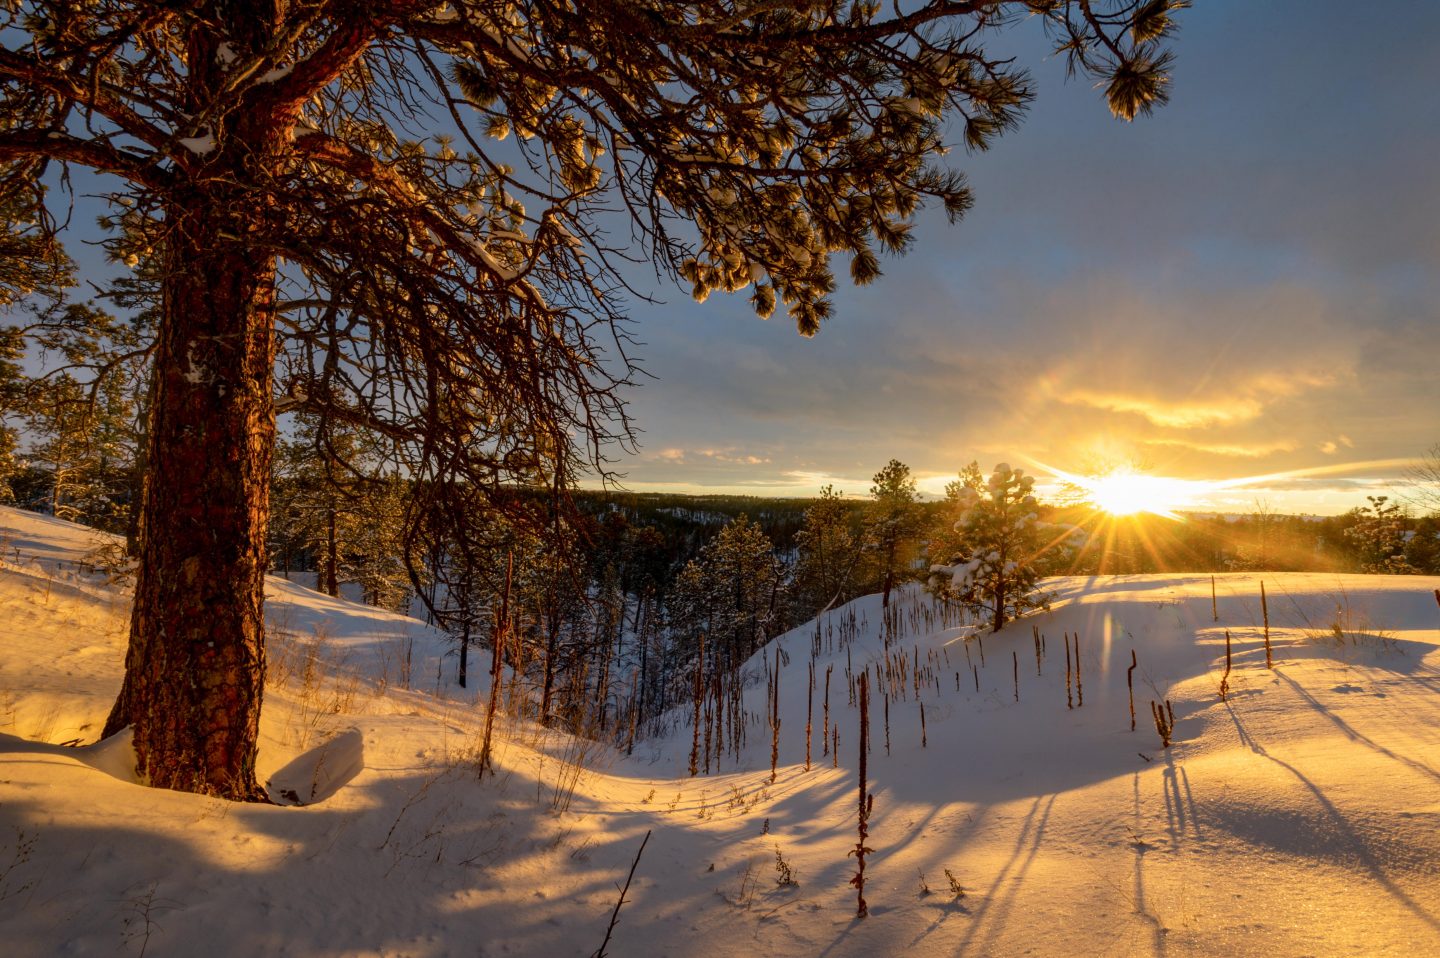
[1082,469,1197,519]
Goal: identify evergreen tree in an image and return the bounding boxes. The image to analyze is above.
[270,418,372,597]
[793,485,862,616]
[0,326,27,502]
[1,0,1183,799]
[930,463,1055,632]
[927,460,984,569]
[1344,495,1415,574]
[865,460,920,608]
[1403,515,1440,575]
[22,361,141,532]
[670,515,784,679]
[350,473,413,612]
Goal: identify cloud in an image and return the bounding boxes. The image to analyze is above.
[1144,437,1300,458]
[1058,390,1267,429]
[640,445,773,470]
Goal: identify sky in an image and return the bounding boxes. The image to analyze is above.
[18,3,1437,517]
[605,1,1440,514]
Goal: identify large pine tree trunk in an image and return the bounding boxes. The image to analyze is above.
[103,182,277,802]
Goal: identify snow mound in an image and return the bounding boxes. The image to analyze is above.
[2,507,1439,956]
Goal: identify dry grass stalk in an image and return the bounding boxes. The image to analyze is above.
[1262,580,1273,669]
[850,673,872,919]
[1151,699,1175,748]
[770,646,781,784]
[1064,633,1073,710]
[1219,628,1232,702]
[823,665,832,758]
[1127,649,1137,732]
[593,829,651,958]
[805,660,814,772]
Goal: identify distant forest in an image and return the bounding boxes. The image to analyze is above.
[2,392,1435,748]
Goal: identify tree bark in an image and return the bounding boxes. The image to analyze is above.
[102,180,277,802]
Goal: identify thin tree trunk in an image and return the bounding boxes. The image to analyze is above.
[458,618,470,689]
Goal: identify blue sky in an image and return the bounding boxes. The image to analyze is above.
[21,3,1439,516]
[608,2,1440,514]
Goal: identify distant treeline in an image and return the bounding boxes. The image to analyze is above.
[3,377,1436,743]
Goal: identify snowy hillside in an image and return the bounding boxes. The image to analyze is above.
[2,507,1438,956]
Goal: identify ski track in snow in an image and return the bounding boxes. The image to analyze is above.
[0,507,1437,956]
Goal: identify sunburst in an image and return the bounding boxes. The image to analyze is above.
[1079,469,1202,519]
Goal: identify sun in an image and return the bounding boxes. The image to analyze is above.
[1080,468,1199,519]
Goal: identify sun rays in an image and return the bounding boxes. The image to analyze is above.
[1015,455,1416,576]
[1035,462,1212,520]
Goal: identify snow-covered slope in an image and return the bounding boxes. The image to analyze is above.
[2,507,1438,956]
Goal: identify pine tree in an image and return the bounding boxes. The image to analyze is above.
[0,326,28,503]
[1344,495,1415,574]
[351,474,413,612]
[23,365,140,532]
[865,460,921,608]
[670,515,784,678]
[270,418,373,596]
[931,463,1057,632]
[793,485,862,616]
[927,461,984,569]
[1,1,1183,799]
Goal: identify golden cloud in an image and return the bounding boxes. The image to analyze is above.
[1049,369,1341,430]
[1143,437,1300,458]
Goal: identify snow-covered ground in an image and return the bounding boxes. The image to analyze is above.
[2,507,1438,956]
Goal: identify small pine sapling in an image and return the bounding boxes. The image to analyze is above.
[920,701,927,748]
[1012,650,1019,702]
[1074,633,1082,707]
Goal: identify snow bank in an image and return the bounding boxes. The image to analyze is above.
[1,507,1438,956]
